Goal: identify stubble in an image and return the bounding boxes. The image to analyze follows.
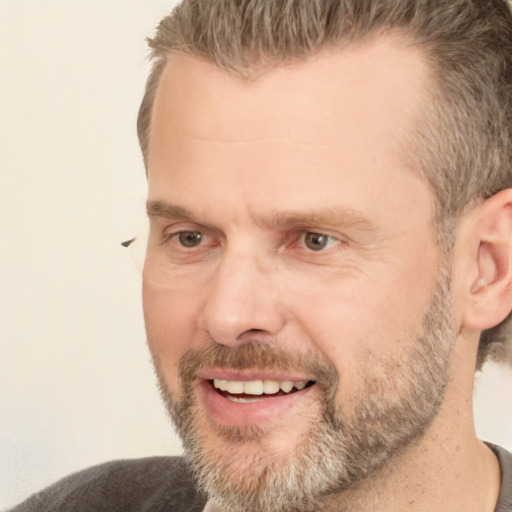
[152,266,454,512]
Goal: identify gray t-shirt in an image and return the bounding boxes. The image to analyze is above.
[10,444,512,512]
[491,444,512,512]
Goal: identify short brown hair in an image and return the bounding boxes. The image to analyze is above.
[138,0,512,369]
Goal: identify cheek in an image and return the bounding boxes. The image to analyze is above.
[285,274,432,388]
[143,283,204,378]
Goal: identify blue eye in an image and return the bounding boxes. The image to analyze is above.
[303,232,335,251]
[177,231,203,248]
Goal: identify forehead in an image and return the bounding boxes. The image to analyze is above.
[148,34,430,162]
[147,35,432,226]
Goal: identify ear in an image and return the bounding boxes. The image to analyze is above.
[462,188,512,331]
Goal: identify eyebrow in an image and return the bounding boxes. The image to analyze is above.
[262,208,378,232]
[146,200,379,233]
[147,201,199,222]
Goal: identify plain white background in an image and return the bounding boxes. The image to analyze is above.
[1,1,511,510]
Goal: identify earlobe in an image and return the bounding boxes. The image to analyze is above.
[463,189,512,331]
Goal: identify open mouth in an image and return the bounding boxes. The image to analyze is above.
[211,378,316,403]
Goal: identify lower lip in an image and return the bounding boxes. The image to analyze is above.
[197,380,316,427]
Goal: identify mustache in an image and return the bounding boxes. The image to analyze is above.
[179,341,339,390]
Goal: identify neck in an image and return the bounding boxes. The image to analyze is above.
[208,436,500,512]
[319,441,499,512]
[318,376,501,512]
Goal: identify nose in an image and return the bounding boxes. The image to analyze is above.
[199,251,286,346]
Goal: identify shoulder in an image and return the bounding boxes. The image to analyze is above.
[488,444,512,512]
[9,456,207,512]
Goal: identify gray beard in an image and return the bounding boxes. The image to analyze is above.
[153,266,454,512]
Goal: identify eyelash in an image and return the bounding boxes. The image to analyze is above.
[299,231,341,251]
[161,228,342,253]
[161,230,212,248]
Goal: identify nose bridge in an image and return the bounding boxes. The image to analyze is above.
[201,245,285,345]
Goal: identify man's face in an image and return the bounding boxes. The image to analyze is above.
[143,37,454,511]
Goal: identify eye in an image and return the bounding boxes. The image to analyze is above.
[303,232,338,251]
[176,231,204,248]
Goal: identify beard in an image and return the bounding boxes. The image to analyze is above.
[152,265,454,512]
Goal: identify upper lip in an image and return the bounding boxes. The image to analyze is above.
[195,367,315,383]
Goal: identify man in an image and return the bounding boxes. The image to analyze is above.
[12,0,512,511]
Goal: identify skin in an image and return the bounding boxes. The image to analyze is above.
[143,35,506,511]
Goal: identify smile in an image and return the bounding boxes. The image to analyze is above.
[213,378,313,403]
[196,373,318,426]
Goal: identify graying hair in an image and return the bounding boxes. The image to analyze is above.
[138,0,512,369]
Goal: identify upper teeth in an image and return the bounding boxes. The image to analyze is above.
[213,379,308,395]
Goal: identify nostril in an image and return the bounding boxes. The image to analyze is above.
[233,328,268,344]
